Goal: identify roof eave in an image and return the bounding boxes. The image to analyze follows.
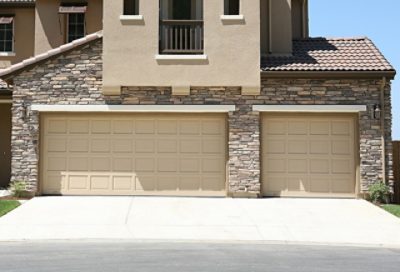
[261,70,396,80]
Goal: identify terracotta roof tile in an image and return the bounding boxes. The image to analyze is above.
[262,37,395,72]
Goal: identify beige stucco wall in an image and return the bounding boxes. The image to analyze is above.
[261,0,309,55]
[0,8,35,69]
[103,0,261,94]
[34,0,103,55]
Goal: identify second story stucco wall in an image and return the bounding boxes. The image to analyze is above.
[0,8,35,69]
[34,0,103,55]
[103,0,261,94]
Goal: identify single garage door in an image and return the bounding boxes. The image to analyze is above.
[41,113,227,196]
[262,114,356,197]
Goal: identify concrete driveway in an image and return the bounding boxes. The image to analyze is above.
[0,197,399,247]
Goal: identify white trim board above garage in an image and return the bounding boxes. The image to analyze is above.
[252,105,367,113]
[30,105,236,113]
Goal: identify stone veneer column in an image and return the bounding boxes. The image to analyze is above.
[227,105,261,197]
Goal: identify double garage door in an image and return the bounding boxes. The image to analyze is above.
[41,113,227,196]
[41,113,357,197]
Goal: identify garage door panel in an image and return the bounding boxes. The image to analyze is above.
[288,176,308,192]
[202,120,223,135]
[266,176,287,193]
[47,157,67,171]
[135,139,155,153]
[112,176,134,191]
[180,158,200,173]
[288,140,308,154]
[42,114,227,196]
[135,120,155,134]
[180,120,201,135]
[157,120,178,134]
[157,158,177,172]
[310,177,331,193]
[69,157,89,171]
[91,157,111,172]
[265,139,286,154]
[114,157,133,172]
[331,159,352,174]
[180,140,201,153]
[68,175,89,190]
[332,140,351,155]
[68,139,89,152]
[90,176,110,190]
[113,120,133,134]
[267,121,286,135]
[69,120,89,134]
[288,159,308,173]
[48,138,67,152]
[112,139,133,153]
[157,176,178,191]
[91,120,111,134]
[48,120,67,134]
[262,114,356,197]
[91,139,110,153]
[310,159,330,174]
[202,176,225,191]
[310,121,330,135]
[331,121,351,136]
[180,176,201,191]
[157,139,178,153]
[135,176,156,191]
[310,140,329,155]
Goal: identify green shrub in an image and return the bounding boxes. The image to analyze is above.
[368,182,391,204]
[8,180,27,198]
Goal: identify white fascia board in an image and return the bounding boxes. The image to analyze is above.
[252,105,367,113]
[30,105,236,113]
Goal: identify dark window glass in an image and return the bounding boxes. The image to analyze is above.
[0,21,13,52]
[225,0,240,15]
[124,0,139,15]
[173,0,192,20]
[68,13,85,43]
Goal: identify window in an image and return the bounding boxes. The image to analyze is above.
[224,0,240,15]
[0,17,13,52]
[124,0,139,15]
[67,13,85,43]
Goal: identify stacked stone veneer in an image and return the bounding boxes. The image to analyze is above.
[11,39,393,196]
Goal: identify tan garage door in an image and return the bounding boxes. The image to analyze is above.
[41,113,227,196]
[262,114,357,197]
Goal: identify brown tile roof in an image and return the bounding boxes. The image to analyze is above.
[0,31,103,79]
[262,37,395,73]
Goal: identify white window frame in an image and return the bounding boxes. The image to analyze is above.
[0,19,15,54]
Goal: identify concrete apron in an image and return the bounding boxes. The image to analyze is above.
[0,197,399,247]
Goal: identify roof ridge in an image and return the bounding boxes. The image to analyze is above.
[0,31,103,78]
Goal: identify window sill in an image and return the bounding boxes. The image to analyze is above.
[220,15,245,22]
[155,54,208,61]
[0,52,16,57]
[120,15,144,21]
